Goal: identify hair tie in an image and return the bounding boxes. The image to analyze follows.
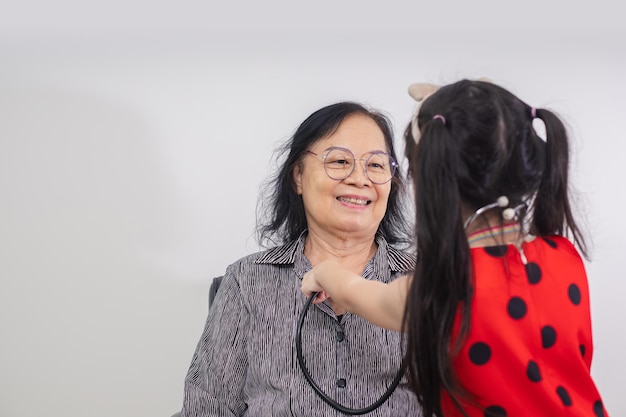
[432,114,446,125]
[531,107,537,119]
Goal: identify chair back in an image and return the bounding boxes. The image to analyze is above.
[208,276,223,307]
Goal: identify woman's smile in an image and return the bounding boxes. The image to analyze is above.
[336,195,372,207]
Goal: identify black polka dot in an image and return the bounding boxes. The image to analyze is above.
[507,297,527,319]
[484,405,507,416]
[526,360,542,382]
[580,344,586,358]
[543,237,557,248]
[525,262,542,284]
[484,245,508,257]
[556,386,572,406]
[568,284,581,305]
[593,400,605,417]
[541,326,557,348]
[469,342,492,365]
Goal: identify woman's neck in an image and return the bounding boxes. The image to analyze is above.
[304,229,378,317]
[304,228,378,273]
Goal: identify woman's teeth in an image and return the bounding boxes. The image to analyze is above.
[337,197,369,205]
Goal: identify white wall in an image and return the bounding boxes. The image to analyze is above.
[1,2,624,416]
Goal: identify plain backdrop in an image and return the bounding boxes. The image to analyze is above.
[1,1,624,416]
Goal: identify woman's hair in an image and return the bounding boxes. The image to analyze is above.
[256,101,411,248]
[402,79,587,416]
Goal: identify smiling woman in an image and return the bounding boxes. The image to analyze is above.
[294,114,395,249]
[179,101,418,417]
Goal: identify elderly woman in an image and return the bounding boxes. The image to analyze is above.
[180,102,420,416]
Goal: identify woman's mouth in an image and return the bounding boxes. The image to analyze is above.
[337,196,371,206]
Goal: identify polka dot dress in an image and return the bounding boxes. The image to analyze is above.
[440,236,609,416]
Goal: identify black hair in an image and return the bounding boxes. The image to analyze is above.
[256,101,411,248]
[402,79,587,416]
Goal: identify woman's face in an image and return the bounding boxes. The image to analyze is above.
[293,114,392,240]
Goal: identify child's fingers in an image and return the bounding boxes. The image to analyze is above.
[313,290,328,304]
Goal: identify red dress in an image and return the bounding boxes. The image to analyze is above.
[441,236,608,416]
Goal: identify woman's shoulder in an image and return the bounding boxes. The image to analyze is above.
[219,242,299,297]
[385,244,417,272]
[225,240,301,271]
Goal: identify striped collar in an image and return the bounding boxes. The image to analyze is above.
[254,231,416,273]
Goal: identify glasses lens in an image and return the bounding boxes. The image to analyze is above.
[366,153,396,184]
[324,148,354,180]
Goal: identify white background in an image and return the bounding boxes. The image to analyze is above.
[0,1,624,416]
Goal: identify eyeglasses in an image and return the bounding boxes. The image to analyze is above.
[306,146,398,184]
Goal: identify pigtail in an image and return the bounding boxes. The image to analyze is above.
[404,117,473,417]
[531,108,588,257]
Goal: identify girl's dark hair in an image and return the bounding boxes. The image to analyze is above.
[402,79,587,416]
[256,101,411,248]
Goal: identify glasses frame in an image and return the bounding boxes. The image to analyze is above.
[305,146,398,185]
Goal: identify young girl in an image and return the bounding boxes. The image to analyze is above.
[301,80,609,416]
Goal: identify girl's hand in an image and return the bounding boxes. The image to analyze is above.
[302,270,329,304]
[301,260,342,304]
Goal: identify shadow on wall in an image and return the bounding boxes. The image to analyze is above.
[0,87,202,417]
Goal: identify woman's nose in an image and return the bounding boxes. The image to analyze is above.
[344,159,371,186]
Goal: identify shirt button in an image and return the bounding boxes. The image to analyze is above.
[337,378,346,388]
[336,331,345,342]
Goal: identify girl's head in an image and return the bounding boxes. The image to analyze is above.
[407,79,545,215]
[401,79,586,417]
[404,79,585,247]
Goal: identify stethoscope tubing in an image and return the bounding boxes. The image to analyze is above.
[295,292,405,415]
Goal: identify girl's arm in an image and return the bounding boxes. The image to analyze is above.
[301,259,410,332]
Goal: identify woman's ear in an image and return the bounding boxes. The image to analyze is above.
[293,165,303,195]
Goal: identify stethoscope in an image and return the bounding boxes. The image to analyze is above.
[295,292,405,415]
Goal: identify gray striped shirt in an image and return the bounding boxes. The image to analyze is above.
[181,233,421,416]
